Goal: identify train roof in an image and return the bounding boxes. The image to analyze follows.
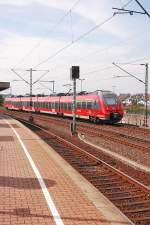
[5,90,116,101]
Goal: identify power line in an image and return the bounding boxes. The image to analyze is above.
[72,28,146,63]
[135,0,150,18]
[121,0,133,9]
[113,0,150,17]
[114,56,150,65]
[81,65,113,76]
[34,14,115,68]
[13,0,82,69]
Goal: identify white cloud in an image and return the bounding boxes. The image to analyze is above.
[0,0,28,6]
[0,0,130,38]
[0,0,149,95]
[0,30,133,94]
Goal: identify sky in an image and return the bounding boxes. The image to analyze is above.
[0,0,150,95]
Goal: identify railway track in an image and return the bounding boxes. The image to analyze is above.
[15,117,150,225]
[4,110,150,185]
[8,110,150,148]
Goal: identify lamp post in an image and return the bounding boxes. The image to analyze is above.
[79,78,85,92]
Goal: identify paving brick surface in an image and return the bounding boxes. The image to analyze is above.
[0,115,130,225]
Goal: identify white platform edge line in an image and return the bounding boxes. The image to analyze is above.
[5,119,64,225]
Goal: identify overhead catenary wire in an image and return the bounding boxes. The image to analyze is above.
[114,56,150,65]
[10,0,150,94]
[121,0,133,9]
[10,12,115,86]
[33,14,115,69]
[13,0,82,69]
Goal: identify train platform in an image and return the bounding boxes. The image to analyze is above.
[0,114,133,225]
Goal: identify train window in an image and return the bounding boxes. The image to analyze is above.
[77,101,81,108]
[68,102,72,110]
[93,100,100,109]
[60,102,63,109]
[63,103,67,110]
[87,101,92,109]
[104,95,117,105]
[55,102,59,109]
[51,102,55,108]
[82,101,86,109]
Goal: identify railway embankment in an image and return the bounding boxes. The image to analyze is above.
[122,113,150,127]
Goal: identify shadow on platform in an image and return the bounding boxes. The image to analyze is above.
[0,208,131,224]
[0,176,56,189]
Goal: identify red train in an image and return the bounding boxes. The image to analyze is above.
[4,90,124,124]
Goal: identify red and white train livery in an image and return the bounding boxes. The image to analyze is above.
[4,90,124,123]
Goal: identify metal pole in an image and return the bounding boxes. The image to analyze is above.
[52,81,55,94]
[10,86,12,96]
[79,78,85,92]
[80,79,82,92]
[72,78,76,134]
[144,63,148,127]
[29,68,33,121]
[30,68,32,109]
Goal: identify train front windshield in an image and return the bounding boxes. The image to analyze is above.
[103,94,118,105]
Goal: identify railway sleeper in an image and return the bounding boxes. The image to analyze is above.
[101,187,139,195]
[106,193,134,200]
[90,177,120,185]
[79,163,99,167]
[127,211,150,219]
[79,168,107,174]
[95,180,125,186]
[97,182,127,190]
[106,190,141,198]
[113,197,150,206]
[109,194,147,201]
[124,207,150,214]
[116,199,150,207]
[119,205,150,214]
[132,216,150,223]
